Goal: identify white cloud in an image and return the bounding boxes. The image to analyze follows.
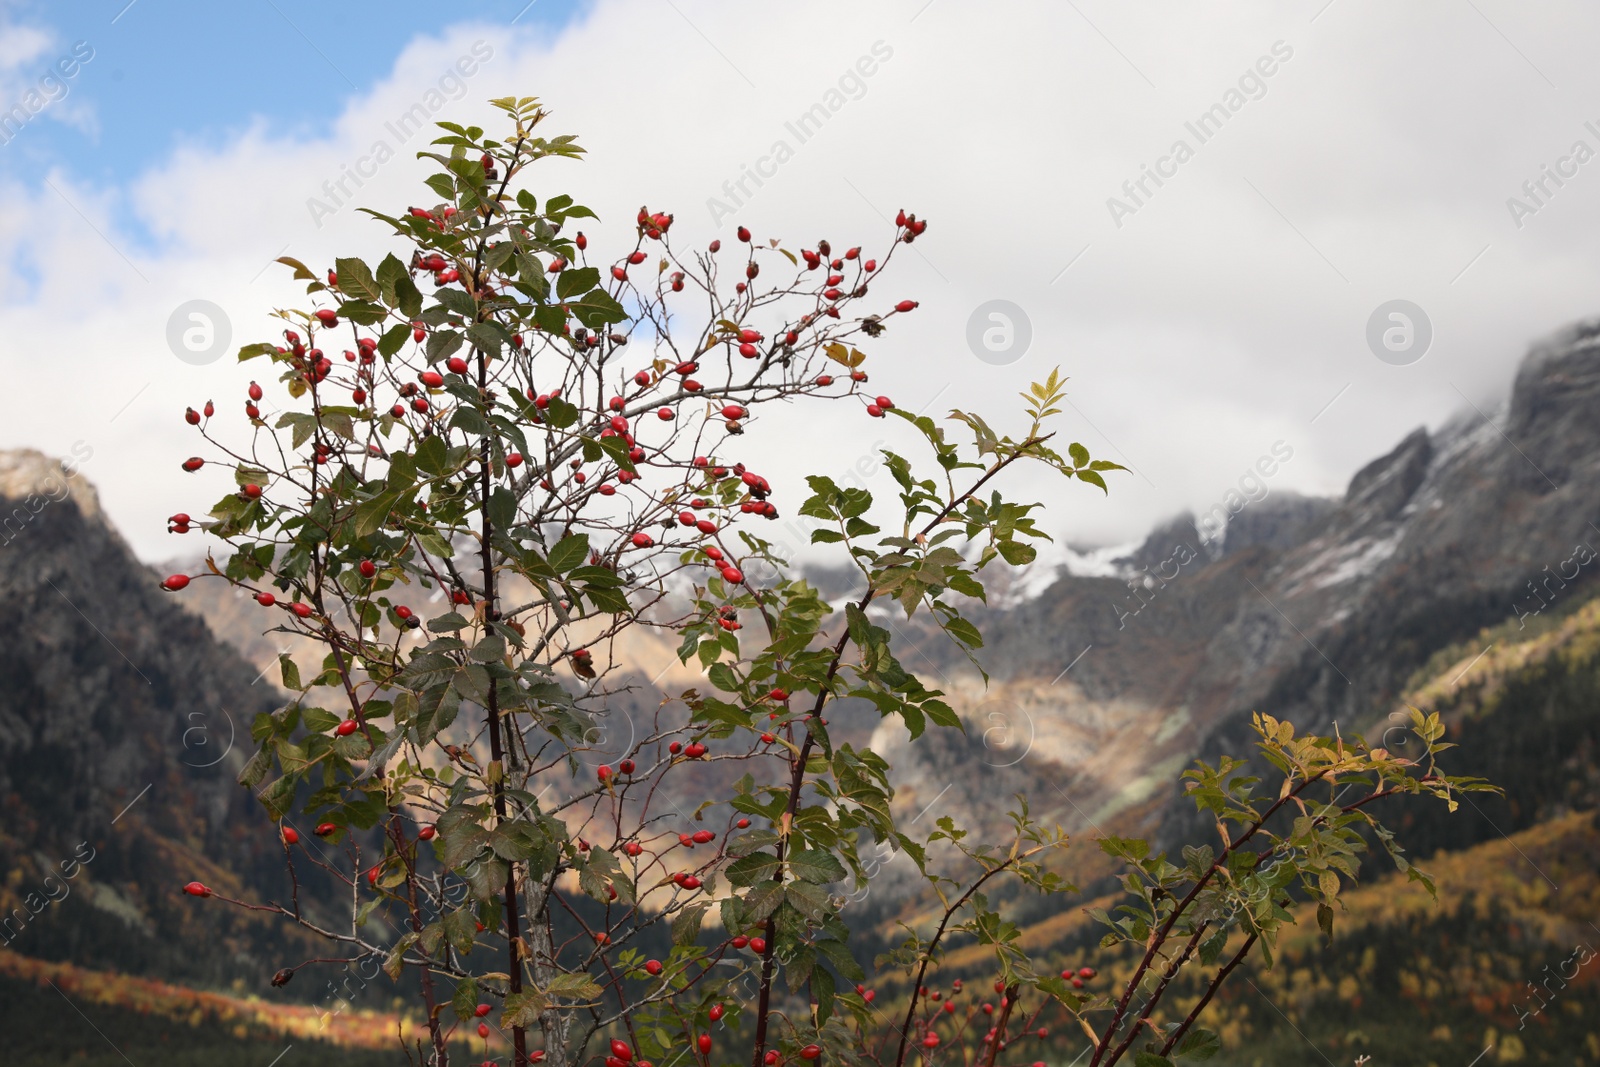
[3,0,1599,561]
[0,5,98,144]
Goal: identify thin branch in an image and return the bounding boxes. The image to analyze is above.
[1153,933,1258,1062]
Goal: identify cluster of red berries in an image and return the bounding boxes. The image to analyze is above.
[1061,964,1097,988]
[164,202,936,599]
[895,208,929,241]
[595,758,637,784]
[605,1037,652,1067]
[636,206,674,240]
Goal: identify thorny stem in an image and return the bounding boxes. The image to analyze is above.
[979,982,1020,1067]
[1093,770,1442,1065]
[477,334,529,1067]
[1100,922,1209,1067]
[1088,769,1327,1067]
[1154,934,1258,1062]
[891,856,1029,1067]
[397,817,450,1066]
[749,440,1048,1067]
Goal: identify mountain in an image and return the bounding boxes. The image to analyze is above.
[5,315,1600,1064]
[869,318,1600,858]
[0,449,428,1063]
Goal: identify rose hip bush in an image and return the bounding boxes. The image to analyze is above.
[163,98,1493,1067]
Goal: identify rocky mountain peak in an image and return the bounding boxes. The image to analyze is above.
[1220,491,1338,557]
[0,447,101,534]
[1509,317,1600,437]
[1341,427,1432,526]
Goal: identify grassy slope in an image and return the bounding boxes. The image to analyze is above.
[0,952,487,1067]
[869,590,1600,1065]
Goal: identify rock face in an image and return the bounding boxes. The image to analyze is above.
[1219,492,1337,557]
[0,451,312,987]
[875,320,1600,852]
[0,446,102,546]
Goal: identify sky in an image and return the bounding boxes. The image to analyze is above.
[2,0,1598,562]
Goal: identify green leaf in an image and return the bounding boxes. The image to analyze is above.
[816,938,865,983]
[259,774,296,820]
[813,964,836,1028]
[1134,1054,1175,1067]
[788,848,846,885]
[1317,901,1334,945]
[707,662,740,694]
[302,707,340,734]
[352,491,400,537]
[450,977,480,1022]
[442,907,477,956]
[941,616,983,649]
[338,300,388,326]
[671,902,708,947]
[571,289,627,329]
[1076,469,1109,493]
[465,321,506,356]
[743,881,784,921]
[424,172,456,201]
[464,855,508,903]
[388,450,418,488]
[486,486,517,532]
[470,634,506,664]
[335,258,380,302]
[453,663,491,702]
[276,255,315,281]
[548,533,589,575]
[395,274,422,318]
[726,851,782,887]
[544,395,580,429]
[237,746,271,788]
[382,932,419,981]
[593,433,636,473]
[377,321,409,358]
[555,265,599,300]
[946,571,986,602]
[429,329,466,364]
[502,991,546,1028]
[322,411,355,441]
[376,252,407,297]
[545,972,603,1000]
[785,881,830,921]
[996,539,1037,565]
[278,654,301,690]
[922,700,962,730]
[1174,1027,1222,1061]
[415,434,452,474]
[1197,927,1229,966]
